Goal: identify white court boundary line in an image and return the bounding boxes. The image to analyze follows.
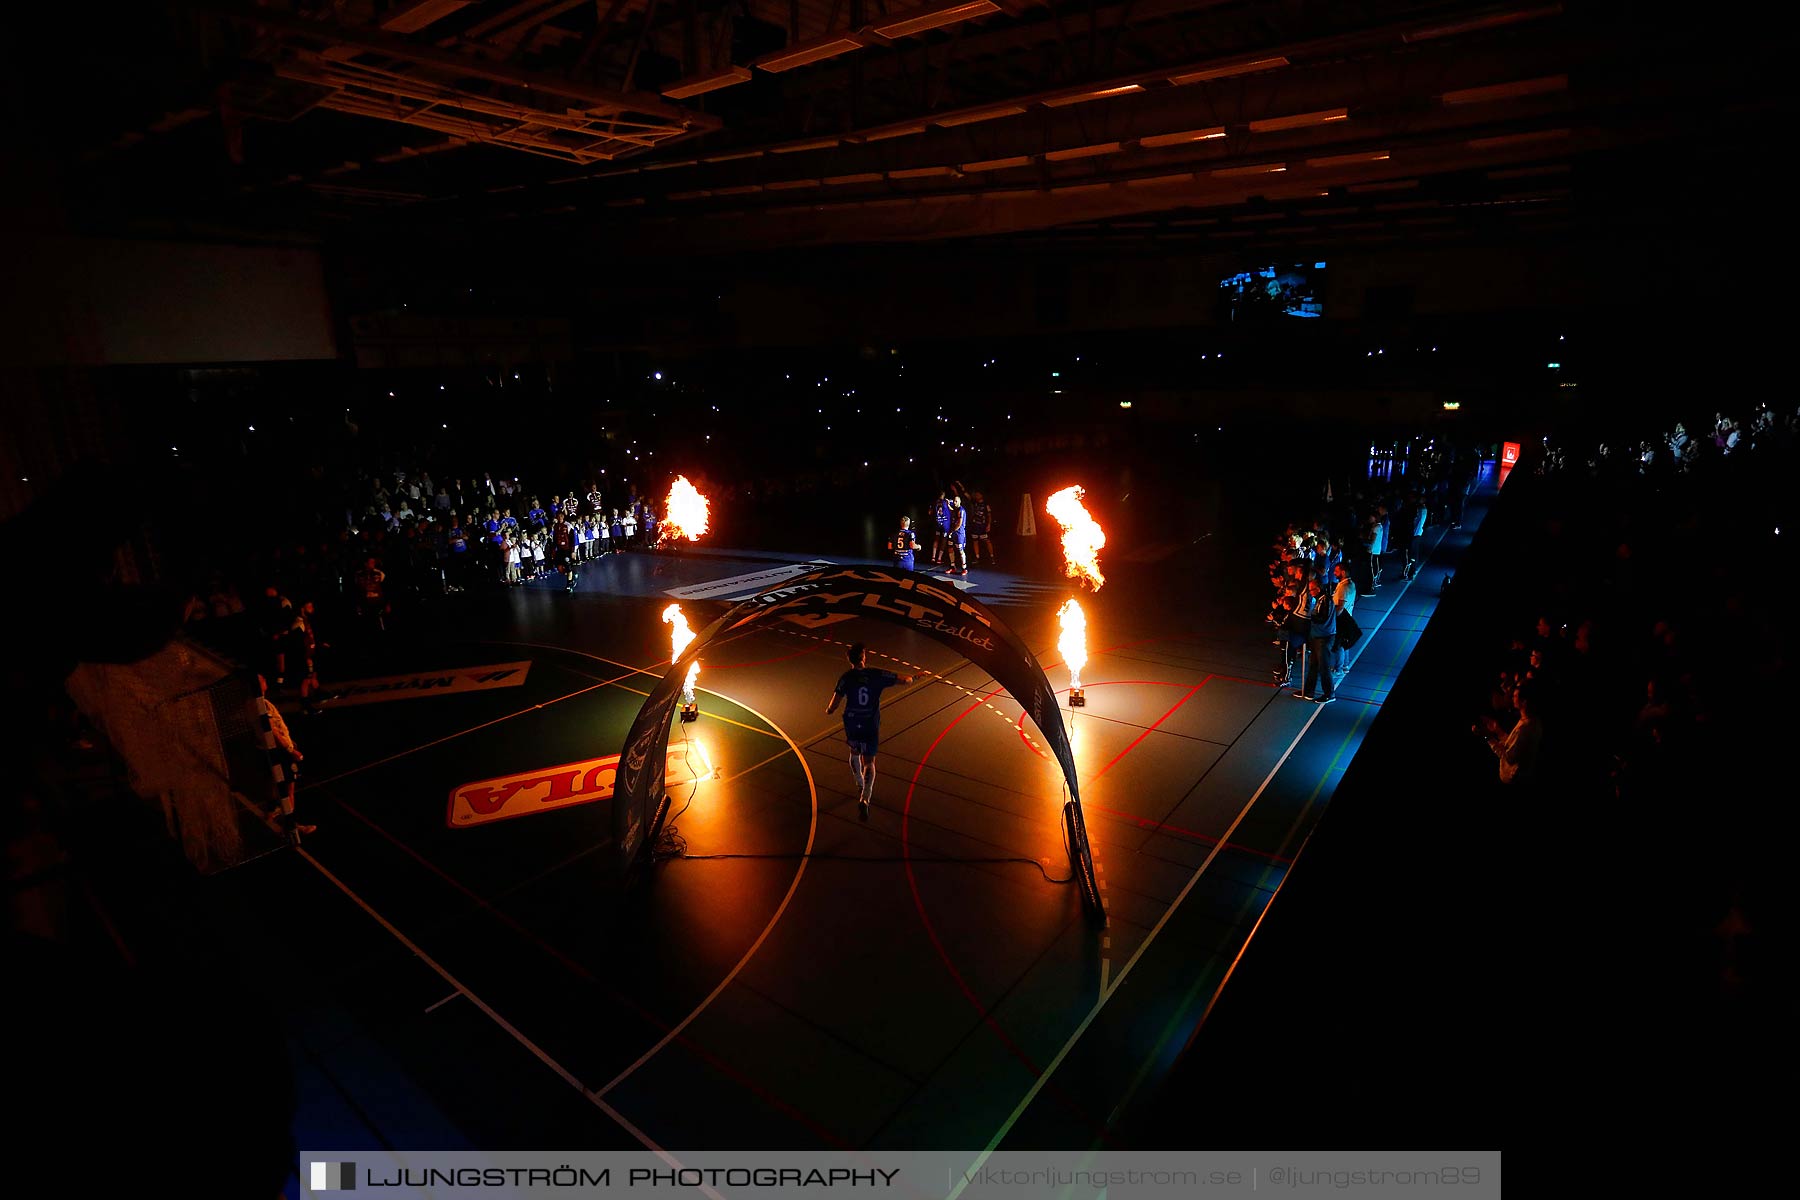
[300,636,819,1155]
[461,643,832,1106]
[592,689,819,1099]
[294,847,719,1198]
[945,507,1460,1191]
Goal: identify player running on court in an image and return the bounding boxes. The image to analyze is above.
[826,642,928,819]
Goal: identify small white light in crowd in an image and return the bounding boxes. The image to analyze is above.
[1378,349,1385,355]
[863,461,869,467]
[248,425,255,431]
[1119,401,1133,409]
[1547,361,1561,369]
[1052,371,1061,377]
[442,423,448,428]
[513,373,520,379]
[388,391,395,397]
[20,477,27,482]
[654,372,663,380]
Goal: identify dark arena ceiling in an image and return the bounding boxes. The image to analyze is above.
[11,1,1798,256]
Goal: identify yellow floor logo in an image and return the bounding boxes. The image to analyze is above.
[448,746,701,828]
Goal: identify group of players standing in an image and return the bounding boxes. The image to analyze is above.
[889,484,995,575]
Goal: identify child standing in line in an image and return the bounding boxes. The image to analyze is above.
[610,509,625,550]
[501,528,519,584]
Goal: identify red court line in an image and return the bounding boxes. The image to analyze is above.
[327,798,851,1148]
[900,688,1113,1142]
[1039,631,1201,673]
[1093,680,1209,780]
[1011,678,1199,762]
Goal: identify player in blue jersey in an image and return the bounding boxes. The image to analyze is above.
[929,490,952,565]
[888,516,920,571]
[946,496,968,575]
[826,643,925,819]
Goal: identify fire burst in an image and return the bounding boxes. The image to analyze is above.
[1045,485,1106,590]
[1058,598,1088,704]
[661,475,711,544]
[661,603,700,703]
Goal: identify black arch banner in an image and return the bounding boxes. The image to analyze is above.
[613,565,1104,920]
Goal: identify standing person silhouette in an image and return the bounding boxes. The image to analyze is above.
[888,516,920,571]
[826,643,926,819]
[928,490,952,565]
[946,496,969,575]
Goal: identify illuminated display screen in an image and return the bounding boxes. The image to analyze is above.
[1218,262,1327,321]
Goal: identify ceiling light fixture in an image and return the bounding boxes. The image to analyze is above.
[754,35,867,73]
[857,123,929,142]
[1043,83,1144,107]
[934,104,1027,127]
[1403,6,1563,43]
[1248,107,1349,133]
[1467,128,1570,149]
[1168,57,1289,86]
[961,154,1033,172]
[868,1,1000,40]
[771,136,842,154]
[1305,150,1391,167]
[1044,141,1124,161]
[661,66,752,99]
[1139,126,1226,148]
[1441,74,1569,105]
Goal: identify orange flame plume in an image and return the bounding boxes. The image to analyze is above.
[661,475,711,543]
[1058,598,1088,693]
[661,603,700,696]
[1045,485,1106,590]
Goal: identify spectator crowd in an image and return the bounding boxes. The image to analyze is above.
[1264,442,1480,702]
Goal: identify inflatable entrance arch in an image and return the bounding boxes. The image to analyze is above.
[614,565,1104,920]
